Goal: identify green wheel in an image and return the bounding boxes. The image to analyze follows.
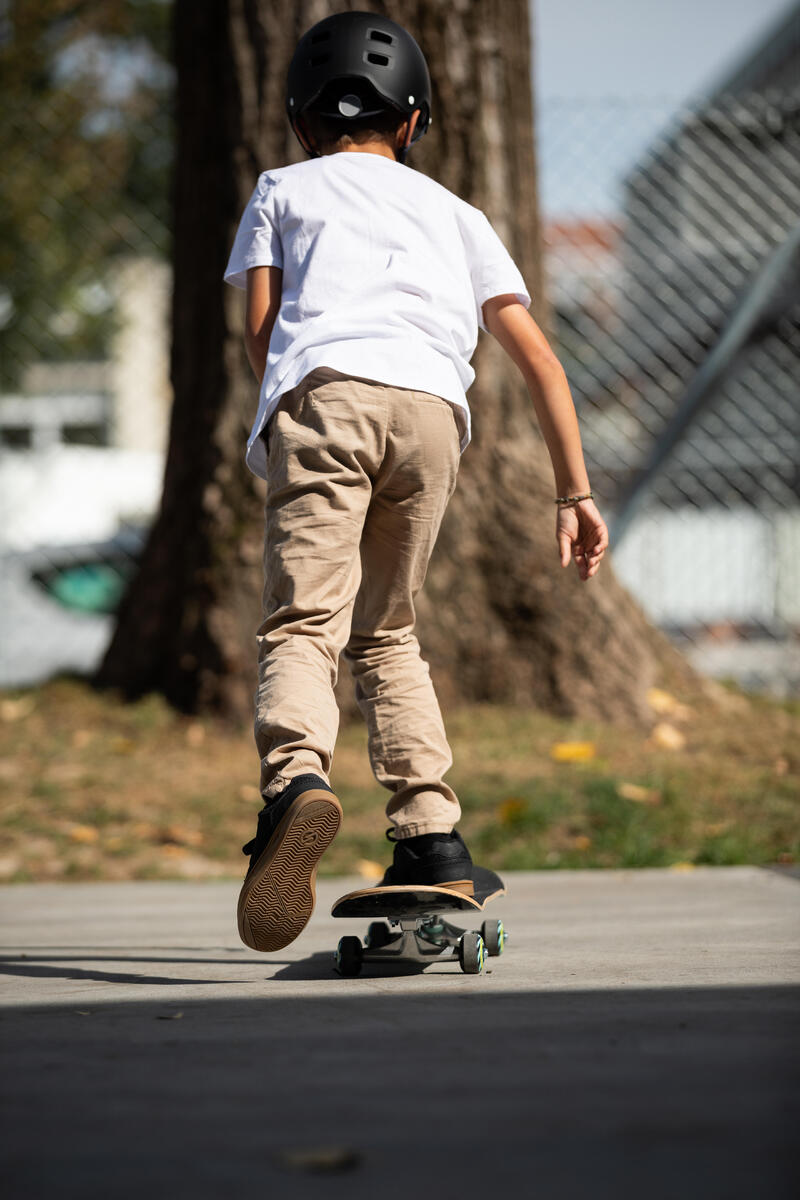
[366,921,392,949]
[335,936,363,977]
[481,918,506,957]
[458,931,485,974]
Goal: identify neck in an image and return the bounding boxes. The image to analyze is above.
[323,143,397,160]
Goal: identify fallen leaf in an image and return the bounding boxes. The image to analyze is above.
[551,741,596,763]
[0,855,21,879]
[185,722,205,747]
[646,688,683,715]
[276,1147,361,1174]
[162,824,204,848]
[617,782,661,805]
[160,843,188,858]
[701,821,730,836]
[69,824,99,844]
[650,723,686,751]
[669,861,695,872]
[498,797,526,825]
[132,822,158,840]
[0,696,35,722]
[110,736,135,755]
[356,858,384,881]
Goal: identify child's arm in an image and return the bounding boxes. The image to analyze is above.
[483,294,608,581]
[244,266,283,383]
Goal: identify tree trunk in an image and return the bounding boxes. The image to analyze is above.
[97,0,694,725]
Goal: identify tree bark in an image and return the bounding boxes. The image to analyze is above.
[97,0,694,725]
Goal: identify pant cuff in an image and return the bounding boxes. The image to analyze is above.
[391,821,455,839]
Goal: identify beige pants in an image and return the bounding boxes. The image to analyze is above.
[255,366,461,838]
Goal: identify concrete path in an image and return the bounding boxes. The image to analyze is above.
[1,867,798,1198]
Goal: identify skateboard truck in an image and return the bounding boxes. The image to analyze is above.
[331,873,507,977]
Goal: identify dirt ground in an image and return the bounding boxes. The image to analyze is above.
[0,676,797,883]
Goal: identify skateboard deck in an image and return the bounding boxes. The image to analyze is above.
[331,867,507,976]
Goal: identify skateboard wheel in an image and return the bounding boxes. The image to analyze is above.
[366,921,391,949]
[458,931,485,974]
[481,918,505,956]
[335,936,363,977]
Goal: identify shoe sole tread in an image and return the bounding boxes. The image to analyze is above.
[237,789,342,952]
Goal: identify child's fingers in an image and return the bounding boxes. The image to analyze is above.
[592,523,610,554]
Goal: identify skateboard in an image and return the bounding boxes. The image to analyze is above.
[331,866,506,976]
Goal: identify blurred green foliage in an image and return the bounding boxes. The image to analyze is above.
[0,0,173,387]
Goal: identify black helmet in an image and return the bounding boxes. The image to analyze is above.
[286,11,432,162]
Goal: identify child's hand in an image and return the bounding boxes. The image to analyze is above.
[556,498,609,581]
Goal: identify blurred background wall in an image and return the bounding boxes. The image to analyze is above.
[1,0,798,696]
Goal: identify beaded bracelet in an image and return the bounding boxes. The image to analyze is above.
[554,491,594,506]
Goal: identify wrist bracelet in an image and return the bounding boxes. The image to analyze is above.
[554,490,594,506]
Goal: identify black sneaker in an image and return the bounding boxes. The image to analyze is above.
[237,773,342,952]
[380,828,473,889]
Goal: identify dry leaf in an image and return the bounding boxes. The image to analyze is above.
[163,824,204,848]
[617,782,661,805]
[160,843,188,858]
[110,736,135,754]
[669,861,695,872]
[132,821,157,840]
[276,1147,361,1174]
[647,688,692,722]
[356,858,384,881]
[650,723,686,751]
[550,741,596,762]
[69,824,99,844]
[647,688,678,714]
[701,821,730,836]
[0,855,21,879]
[498,797,526,824]
[0,696,35,722]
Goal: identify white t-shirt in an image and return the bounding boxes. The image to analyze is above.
[224,152,530,479]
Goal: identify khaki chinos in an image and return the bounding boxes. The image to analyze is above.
[255,366,461,838]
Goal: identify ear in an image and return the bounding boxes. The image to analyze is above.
[398,108,421,150]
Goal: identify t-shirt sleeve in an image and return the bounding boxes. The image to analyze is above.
[223,173,283,290]
[456,201,531,332]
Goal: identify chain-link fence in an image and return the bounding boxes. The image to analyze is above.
[1,13,798,695]
[539,89,800,696]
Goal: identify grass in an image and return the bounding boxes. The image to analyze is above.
[0,678,797,883]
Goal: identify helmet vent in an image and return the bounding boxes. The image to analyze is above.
[368,29,393,45]
[366,52,390,66]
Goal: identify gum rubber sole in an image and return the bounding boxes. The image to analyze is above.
[237,789,342,952]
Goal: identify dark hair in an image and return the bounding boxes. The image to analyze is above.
[302,105,406,152]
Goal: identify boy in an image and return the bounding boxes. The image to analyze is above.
[224,11,608,953]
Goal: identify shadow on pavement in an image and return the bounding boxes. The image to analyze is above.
[3,983,797,1199]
